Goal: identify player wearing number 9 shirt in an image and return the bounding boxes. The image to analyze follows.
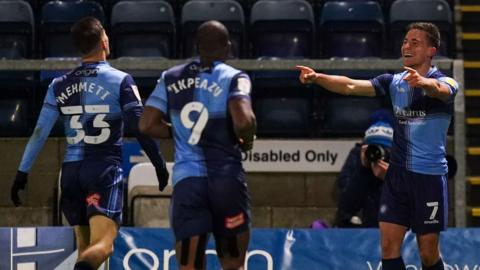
[9,17,169,270]
[140,21,256,270]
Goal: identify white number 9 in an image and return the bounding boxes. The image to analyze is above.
[180,101,209,145]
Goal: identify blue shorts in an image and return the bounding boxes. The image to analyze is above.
[60,160,124,226]
[378,164,448,234]
[170,164,251,241]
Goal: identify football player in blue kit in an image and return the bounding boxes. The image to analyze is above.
[10,17,169,270]
[140,20,256,270]
[297,22,458,270]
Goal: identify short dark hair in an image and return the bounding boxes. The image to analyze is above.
[406,22,441,49]
[70,17,104,55]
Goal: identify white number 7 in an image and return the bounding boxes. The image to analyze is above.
[180,101,209,145]
[426,201,439,220]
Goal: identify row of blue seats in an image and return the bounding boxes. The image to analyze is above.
[15,0,455,20]
[0,0,455,60]
[19,0,457,14]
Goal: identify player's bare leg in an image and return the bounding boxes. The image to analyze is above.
[215,230,250,270]
[74,225,90,256]
[77,215,118,268]
[380,222,408,270]
[417,233,443,269]
[175,234,209,270]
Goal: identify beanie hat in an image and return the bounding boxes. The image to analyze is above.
[364,121,393,147]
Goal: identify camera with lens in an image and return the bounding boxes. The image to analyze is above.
[365,144,390,163]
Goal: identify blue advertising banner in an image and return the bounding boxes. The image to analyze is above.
[111,228,480,270]
[0,227,75,270]
[1,227,479,269]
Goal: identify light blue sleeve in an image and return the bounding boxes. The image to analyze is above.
[145,72,168,114]
[18,86,59,172]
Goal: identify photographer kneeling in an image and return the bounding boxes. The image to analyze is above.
[336,110,394,228]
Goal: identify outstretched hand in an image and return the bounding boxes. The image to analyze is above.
[296,65,318,84]
[154,165,169,192]
[11,171,28,207]
[403,66,428,89]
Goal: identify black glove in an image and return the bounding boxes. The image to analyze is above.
[239,135,256,152]
[11,170,28,207]
[154,164,169,191]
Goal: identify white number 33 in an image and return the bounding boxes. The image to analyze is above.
[61,105,111,145]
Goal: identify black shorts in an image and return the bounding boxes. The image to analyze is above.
[60,160,124,226]
[171,164,251,241]
[379,164,448,234]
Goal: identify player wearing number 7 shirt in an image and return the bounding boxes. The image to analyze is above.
[140,20,256,270]
[9,17,169,270]
[298,23,458,270]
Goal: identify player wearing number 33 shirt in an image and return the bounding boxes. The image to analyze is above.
[13,60,169,225]
[10,17,168,270]
[12,35,168,230]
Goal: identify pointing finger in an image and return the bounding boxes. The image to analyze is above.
[296,65,313,72]
[404,66,417,74]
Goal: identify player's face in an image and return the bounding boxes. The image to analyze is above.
[401,29,436,68]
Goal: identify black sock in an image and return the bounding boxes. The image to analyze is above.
[74,261,95,270]
[422,258,444,270]
[382,257,406,270]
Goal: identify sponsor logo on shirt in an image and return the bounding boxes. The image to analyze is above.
[394,106,426,118]
[74,68,98,77]
[424,219,439,224]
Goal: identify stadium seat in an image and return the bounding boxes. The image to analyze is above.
[0,1,35,136]
[127,162,173,226]
[111,0,175,58]
[0,99,30,136]
[40,0,105,57]
[320,69,390,136]
[0,0,34,59]
[389,0,453,58]
[110,1,174,102]
[321,95,387,136]
[250,0,314,58]
[251,71,316,137]
[181,0,245,58]
[319,1,385,58]
[249,1,315,137]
